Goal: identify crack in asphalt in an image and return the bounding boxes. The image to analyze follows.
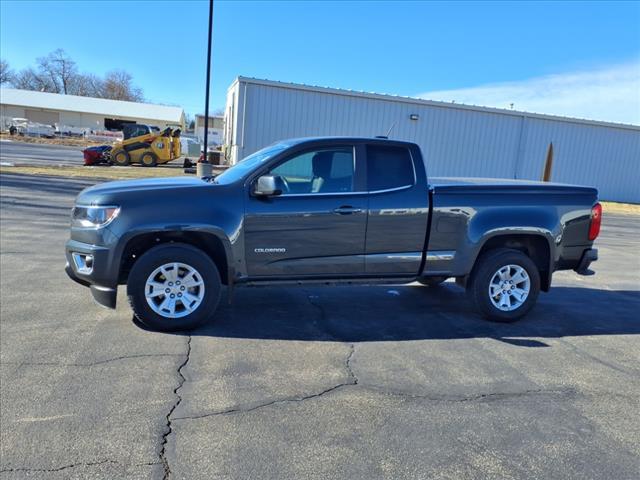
[0,459,118,473]
[163,294,584,423]
[173,385,581,422]
[304,292,332,339]
[0,460,161,474]
[364,386,579,403]
[152,292,590,467]
[159,336,191,480]
[3,353,183,368]
[174,343,359,422]
[170,289,361,425]
[174,382,353,421]
[345,343,358,386]
[155,294,357,476]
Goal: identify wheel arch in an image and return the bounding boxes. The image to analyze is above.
[118,229,233,285]
[470,232,553,291]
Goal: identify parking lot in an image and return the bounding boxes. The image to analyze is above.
[1,171,639,479]
[0,140,188,172]
[0,140,84,167]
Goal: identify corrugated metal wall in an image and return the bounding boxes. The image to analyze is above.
[227,79,640,203]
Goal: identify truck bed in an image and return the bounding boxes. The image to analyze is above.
[430,177,598,195]
[426,176,599,281]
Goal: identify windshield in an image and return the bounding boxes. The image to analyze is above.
[214,143,290,184]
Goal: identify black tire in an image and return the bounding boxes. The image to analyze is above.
[417,276,448,287]
[112,149,130,166]
[127,243,221,332]
[140,151,158,167]
[468,248,540,323]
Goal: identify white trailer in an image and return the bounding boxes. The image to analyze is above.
[223,76,640,203]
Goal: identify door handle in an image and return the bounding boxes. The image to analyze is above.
[333,206,362,215]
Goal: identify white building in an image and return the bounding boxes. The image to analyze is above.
[194,114,224,145]
[0,88,185,132]
[223,77,640,203]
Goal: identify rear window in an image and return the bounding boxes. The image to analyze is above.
[367,145,415,191]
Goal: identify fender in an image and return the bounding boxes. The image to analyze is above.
[469,228,555,285]
[464,207,558,286]
[113,224,235,286]
[442,206,559,280]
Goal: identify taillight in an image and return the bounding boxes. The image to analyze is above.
[588,203,602,241]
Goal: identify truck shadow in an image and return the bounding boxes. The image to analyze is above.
[162,284,640,346]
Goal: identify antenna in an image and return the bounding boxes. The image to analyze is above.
[385,120,398,138]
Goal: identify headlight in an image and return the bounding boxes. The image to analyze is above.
[71,205,120,228]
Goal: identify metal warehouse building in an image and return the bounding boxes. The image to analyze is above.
[0,88,185,131]
[224,77,640,203]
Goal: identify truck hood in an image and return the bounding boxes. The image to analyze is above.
[76,176,211,205]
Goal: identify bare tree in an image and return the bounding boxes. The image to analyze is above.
[0,59,14,85]
[8,49,146,102]
[10,67,54,92]
[101,70,144,102]
[72,73,104,98]
[36,49,78,94]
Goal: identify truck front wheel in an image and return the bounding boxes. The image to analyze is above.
[127,243,221,331]
[468,248,540,323]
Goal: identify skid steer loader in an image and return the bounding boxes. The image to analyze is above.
[110,124,182,167]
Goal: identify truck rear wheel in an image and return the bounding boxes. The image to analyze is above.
[127,243,221,331]
[468,248,540,323]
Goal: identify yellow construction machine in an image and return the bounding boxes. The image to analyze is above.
[109,124,182,167]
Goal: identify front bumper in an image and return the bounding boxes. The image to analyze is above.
[574,248,598,276]
[65,239,118,309]
[65,263,117,309]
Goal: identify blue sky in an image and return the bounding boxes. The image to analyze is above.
[1,0,639,123]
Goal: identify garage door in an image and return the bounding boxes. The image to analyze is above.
[25,109,60,126]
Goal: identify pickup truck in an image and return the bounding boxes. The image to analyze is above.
[65,137,601,331]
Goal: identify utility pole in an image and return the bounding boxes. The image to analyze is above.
[197,0,215,178]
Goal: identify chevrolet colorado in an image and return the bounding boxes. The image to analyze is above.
[65,137,601,331]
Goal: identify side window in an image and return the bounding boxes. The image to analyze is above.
[367,145,415,191]
[130,125,148,138]
[270,148,354,194]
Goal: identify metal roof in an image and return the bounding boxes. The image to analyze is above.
[0,88,184,123]
[231,76,640,132]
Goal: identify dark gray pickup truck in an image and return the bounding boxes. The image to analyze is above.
[66,137,601,331]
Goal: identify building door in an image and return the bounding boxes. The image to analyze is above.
[24,109,59,126]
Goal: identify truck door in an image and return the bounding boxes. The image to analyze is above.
[364,144,430,274]
[244,145,367,277]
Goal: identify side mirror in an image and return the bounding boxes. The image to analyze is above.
[254,175,282,197]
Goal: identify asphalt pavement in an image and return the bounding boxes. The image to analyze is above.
[0,139,84,166]
[1,172,639,479]
[0,139,186,171]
